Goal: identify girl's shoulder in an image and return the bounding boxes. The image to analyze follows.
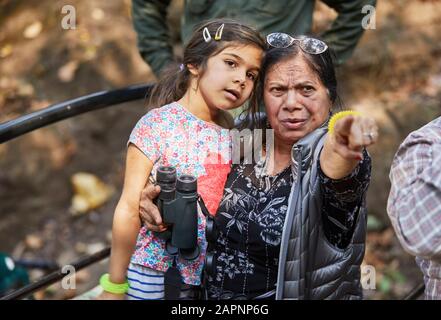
[137,102,184,126]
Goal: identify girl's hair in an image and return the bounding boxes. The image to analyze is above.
[147,19,266,108]
[244,38,342,129]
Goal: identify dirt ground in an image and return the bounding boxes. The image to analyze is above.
[1,0,440,299]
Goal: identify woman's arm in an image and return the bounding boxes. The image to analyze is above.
[318,114,376,248]
[319,149,371,248]
[108,144,153,285]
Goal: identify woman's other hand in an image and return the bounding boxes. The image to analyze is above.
[139,183,168,232]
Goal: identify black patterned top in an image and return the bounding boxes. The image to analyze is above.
[206,151,371,300]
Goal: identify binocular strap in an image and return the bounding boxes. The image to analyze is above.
[164,259,182,300]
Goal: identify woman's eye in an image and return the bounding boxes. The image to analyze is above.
[302,86,314,94]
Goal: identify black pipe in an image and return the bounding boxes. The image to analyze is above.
[0,247,111,300]
[0,83,152,143]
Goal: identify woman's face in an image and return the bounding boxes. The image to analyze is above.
[264,54,331,146]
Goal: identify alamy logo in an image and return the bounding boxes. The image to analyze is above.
[362,5,376,30]
[61,265,76,290]
[61,5,76,30]
[361,265,376,290]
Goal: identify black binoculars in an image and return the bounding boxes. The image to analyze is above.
[154,166,200,261]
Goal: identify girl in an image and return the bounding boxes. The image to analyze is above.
[98,19,265,300]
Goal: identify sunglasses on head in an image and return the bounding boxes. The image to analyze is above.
[266,32,328,55]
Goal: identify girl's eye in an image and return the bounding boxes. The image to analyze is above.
[225,60,237,68]
[247,72,257,81]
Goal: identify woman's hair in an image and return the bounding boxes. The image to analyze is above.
[147,19,266,108]
[244,38,342,129]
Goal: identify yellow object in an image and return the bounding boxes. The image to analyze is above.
[99,274,129,294]
[70,172,114,216]
[328,110,362,135]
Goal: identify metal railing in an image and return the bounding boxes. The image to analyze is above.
[1,247,111,300]
[0,83,151,143]
[0,83,151,300]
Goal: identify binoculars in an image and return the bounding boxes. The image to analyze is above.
[154,165,219,274]
[154,166,200,261]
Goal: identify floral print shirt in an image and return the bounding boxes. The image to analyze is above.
[128,102,231,285]
[207,151,371,299]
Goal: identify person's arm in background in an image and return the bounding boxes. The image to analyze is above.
[387,134,441,262]
[320,0,377,65]
[132,0,174,77]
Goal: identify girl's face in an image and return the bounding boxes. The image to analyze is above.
[190,44,263,112]
[264,54,331,146]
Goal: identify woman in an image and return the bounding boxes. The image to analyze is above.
[141,33,378,300]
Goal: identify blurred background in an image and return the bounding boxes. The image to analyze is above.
[0,0,440,299]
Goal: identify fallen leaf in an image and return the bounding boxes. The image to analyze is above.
[69,172,114,215]
[57,60,79,83]
[17,81,35,97]
[74,242,88,254]
[92,8,105,21]
[85,242,106,255]
[23,21,43,39]
[0,44,13,58]
[83,45,97,60]
[25,234,43,250]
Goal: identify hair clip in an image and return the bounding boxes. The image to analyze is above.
[214,23,225,41]
[203,27,212,42]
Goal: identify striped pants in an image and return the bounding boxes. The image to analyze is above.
[126,263,199,300]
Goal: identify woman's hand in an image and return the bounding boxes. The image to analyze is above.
[139,183,168,232]
[332,114,378,160]
[321,114,378,180]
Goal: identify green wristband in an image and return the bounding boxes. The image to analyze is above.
[100,273,129,294]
